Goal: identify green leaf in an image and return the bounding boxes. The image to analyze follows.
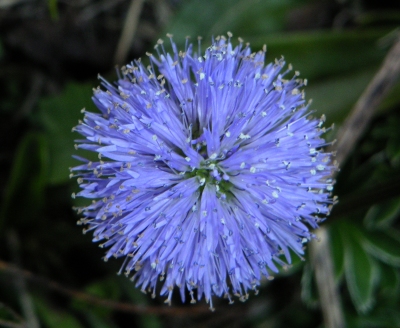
[48,0,59,20]
[35,296,84,328]
[306,67,377,126]
[72,277,121,318]
[167,13,387,83]
[83,312,117,328]
[85,277,121,300]
[342,222,379,313]
[38,82,96,185]
[364,197,400,230]
[247,30,386,82]
[346,311,400,328]
[0,132,49,230]
[362,230,400,267]
[164,0,302,42]
[379,263,400,299]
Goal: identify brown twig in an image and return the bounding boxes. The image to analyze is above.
[0,259,210,317]
[113,0,146,65]
[310,227,344,328]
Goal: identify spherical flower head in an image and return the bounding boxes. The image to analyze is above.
[71,33,335,309]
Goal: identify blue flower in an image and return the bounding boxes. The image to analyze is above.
[72,33,334,309]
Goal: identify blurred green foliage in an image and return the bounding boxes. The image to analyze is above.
[47,0,59,21]
[38,83,97,185]
[1,0,400,327]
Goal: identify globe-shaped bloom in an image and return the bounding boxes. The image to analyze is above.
[72,33,335,309]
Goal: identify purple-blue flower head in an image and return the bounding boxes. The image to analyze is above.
[71,33,335,309]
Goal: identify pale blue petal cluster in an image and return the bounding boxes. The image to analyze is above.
[72,34,334,309]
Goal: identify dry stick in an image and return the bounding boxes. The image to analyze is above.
[311,35,400,328]
[113,0,146,65]
[310,227,344,328]
[0,260,210,317]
